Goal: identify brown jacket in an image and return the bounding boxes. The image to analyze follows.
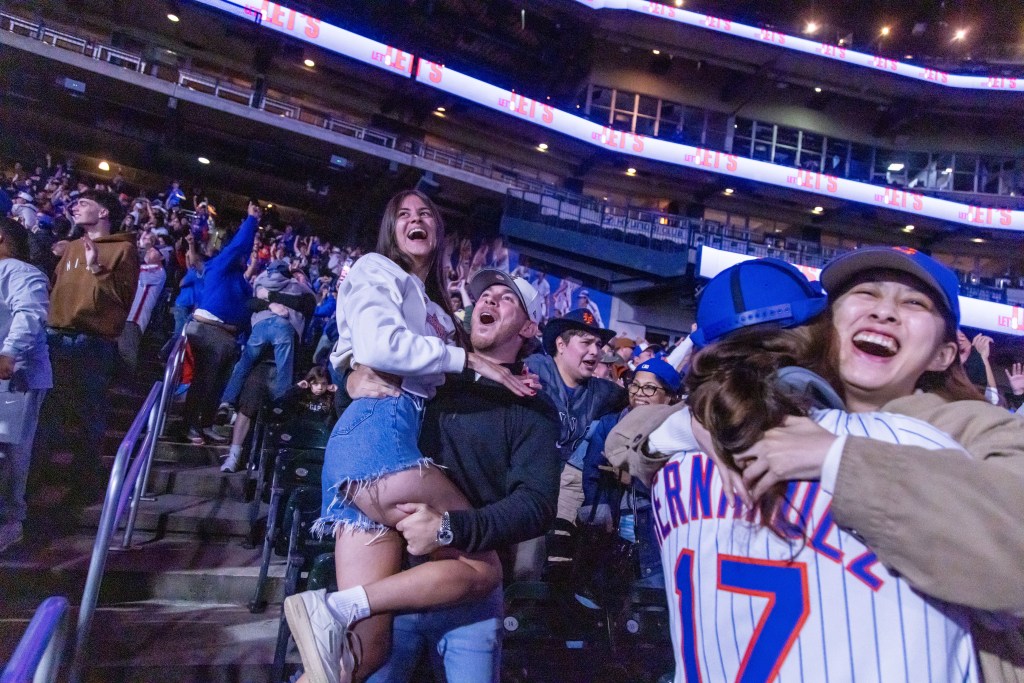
[49,232,139,339]
[833,393,1024,681]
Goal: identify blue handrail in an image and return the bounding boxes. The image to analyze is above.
[0,596,70,683]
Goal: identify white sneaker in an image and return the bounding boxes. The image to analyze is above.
[0,521,23,553]
[220,453,243,474]
[284,589,357,683]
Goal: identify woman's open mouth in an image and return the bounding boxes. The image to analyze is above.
[852,331,898,358]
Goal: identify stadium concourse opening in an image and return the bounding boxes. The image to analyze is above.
[1,0,1023,681]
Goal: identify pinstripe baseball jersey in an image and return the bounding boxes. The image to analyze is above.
[650,408,978,683]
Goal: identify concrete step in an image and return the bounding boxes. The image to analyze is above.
[148,464,251,500]
[80,494,264,539]
[0,601,296,683]
[0,533,286,610]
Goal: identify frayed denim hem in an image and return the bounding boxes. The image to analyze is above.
[313,457,441,543]
[309,517,391,544]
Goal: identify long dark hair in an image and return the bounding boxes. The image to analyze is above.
[686,322,831,539]
[375,190,469,348]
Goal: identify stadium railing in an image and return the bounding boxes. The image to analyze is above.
[0,597,71,683]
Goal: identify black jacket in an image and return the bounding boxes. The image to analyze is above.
[419,366,562,554]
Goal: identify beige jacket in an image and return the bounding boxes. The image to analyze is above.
[833,392,1024,681]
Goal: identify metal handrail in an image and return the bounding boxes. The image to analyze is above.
[66,331,189,682]
[0,597,70,683]
[123,333,187,547]
[67,381,162,683]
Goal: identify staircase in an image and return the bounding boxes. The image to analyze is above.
[0,322,294,682]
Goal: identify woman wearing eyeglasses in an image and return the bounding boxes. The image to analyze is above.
[578,358,683,603]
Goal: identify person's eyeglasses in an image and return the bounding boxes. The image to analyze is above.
[628,383,665,397]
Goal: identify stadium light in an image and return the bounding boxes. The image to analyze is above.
[804,21,819,35]
[953,28,968,41]
[880,26,891,36]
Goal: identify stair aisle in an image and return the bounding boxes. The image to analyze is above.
[0,325,298,682]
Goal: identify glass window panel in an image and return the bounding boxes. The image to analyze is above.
[848,143,873,180]
[615,90,636,112]
[704,111,729,149]
[635,116,656,137]
[755,122,775,143]
[775,126,800,149]
[637,94,658,117]
[613,111,633,129]
[800,132,824,170]
[659,101,683,126]
[590,86,612,108]
[824,139,849,175]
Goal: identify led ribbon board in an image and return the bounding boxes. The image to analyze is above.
[190,0,414,75]
[698,246,1024,336]
[571,0,1023,93]
[194,0,1024,230]
[415,60,1024,231]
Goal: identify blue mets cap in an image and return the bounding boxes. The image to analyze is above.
[691,258,827,348]
[634,358,682,393]
[820,246,960,325]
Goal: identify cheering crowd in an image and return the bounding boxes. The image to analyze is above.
[1,154,1023,683]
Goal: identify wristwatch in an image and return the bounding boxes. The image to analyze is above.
[436,511,454,547]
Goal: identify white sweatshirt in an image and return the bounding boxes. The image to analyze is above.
[330,253,465,399]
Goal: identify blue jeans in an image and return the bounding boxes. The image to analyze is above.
[221,316,295,406]
[38,331,116,460]
[367,586,503,683]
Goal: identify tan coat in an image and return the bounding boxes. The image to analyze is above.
[833,392,1024,681]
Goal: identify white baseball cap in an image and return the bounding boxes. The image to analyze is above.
[468,268,543,324]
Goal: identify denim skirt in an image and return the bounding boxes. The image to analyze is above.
[313,393,432,538]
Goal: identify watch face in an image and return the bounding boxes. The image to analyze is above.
[438,529,454,546]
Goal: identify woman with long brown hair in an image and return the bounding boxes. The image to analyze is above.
[284,190,532,683]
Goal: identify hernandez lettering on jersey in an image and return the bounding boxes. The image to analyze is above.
[651,409,978,683]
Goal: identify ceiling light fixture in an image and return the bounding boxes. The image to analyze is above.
[953,28,967,41]
[880,26,891,36]
[674,0,683,6]
[652,49,661,55]
[167,13,180,22]
[433,111,446,118]
[436,106,446,112]
[537,143,549,151]
[724,188,734,195]
[887,162,905,172]
[904,225,915,232]
[972,237,984,243]
[98,161,110,171]
[303,58,315,67]
[197,156,210,165]
[944,167,953,174]
[812,206,824,214]
[814,87,822,93]
[804,21,819,35]
[626,168,637,176]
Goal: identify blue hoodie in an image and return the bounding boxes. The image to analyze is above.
[196,215,258,327]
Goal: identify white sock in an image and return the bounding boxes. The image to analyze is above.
[228,444,242,458]
[326,585,371,626]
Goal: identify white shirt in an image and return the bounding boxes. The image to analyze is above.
[330,253,465,399]
[650,408,978,683]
